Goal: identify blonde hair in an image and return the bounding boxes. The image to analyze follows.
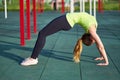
[73,33,93,63]
[73,38,83,63]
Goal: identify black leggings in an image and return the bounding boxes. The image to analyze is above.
[31,15,71,59]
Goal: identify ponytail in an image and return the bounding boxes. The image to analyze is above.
[73,38,83,63]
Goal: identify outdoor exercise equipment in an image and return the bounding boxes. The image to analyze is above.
[4,0,7,19]
[61,0,65,13]
[19,0,37,46]
[19,0,25,46]
[98,0,103,13]
[38,0,44,13]
[70,0,96,18]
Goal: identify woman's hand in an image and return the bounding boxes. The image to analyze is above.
[97,62,109,66]
[95,57,104,61]
[95,57,109,66]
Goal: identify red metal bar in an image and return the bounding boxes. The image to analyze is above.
[33,0,37,33]
[41,0,44,12]
[26,0,31,40]
[38,0,40,12]
[19,0,25,46]
[98,0,103,13]
[38,0,44,13]
[61,0,65,13]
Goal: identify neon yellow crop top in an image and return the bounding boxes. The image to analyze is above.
[66,12,98,33]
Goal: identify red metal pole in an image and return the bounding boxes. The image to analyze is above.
[19,0,25,46]
[98,0,100,12]
[41,0,44,12]
[38,0,41,12]
[61,0,65,13]
[33,0,37,33]
[38,0,44,13]
[98,0,103,13]
[26,0,31,40]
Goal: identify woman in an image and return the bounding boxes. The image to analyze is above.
[21,12,109,66]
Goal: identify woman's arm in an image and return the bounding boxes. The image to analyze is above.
[88,25,109,66]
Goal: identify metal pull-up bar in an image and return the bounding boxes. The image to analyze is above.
[4,0,7,19]
[71,0,96,18]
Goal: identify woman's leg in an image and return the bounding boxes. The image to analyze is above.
[31,15,71,59]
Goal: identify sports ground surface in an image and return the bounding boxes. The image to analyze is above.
[0,11,120,80]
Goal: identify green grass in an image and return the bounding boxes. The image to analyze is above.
[75,2,120,11]
[104,2,120,10]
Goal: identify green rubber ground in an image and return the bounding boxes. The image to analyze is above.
[0,11,120,80]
